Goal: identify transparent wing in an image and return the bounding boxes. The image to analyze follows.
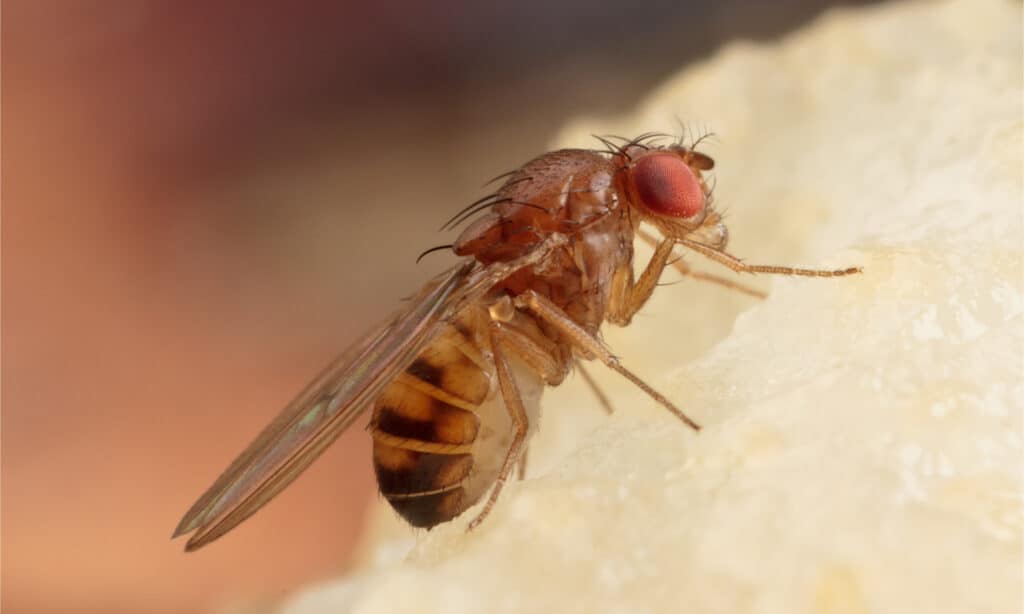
[174,261,480,551]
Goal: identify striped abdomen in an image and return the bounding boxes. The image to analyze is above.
[370,319,494,527]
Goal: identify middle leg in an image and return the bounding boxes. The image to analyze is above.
[513,290,701,431]
[575,359,615,415]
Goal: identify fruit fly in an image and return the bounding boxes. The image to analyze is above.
[173,133,861,550]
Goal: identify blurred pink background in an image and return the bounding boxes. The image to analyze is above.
[3,1,880,612]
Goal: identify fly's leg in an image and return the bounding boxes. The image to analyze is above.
[667,258,769,299]
[677,236,862,278]
[510,357,615,485]
[516,447,529,481]
[513,290,700,431]
[637,229,767,299]
[468,297,568,528]
[488,297,565,385]
[466,323,536,530]
[575,359,614,415]
[607,236,677,326]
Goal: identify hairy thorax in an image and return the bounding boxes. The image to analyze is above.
[453,149,636,336]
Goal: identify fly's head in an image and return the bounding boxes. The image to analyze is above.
[614,141,728,250]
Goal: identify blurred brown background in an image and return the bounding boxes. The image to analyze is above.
[3,1,881,612]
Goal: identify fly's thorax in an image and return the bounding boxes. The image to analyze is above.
[453,149,619,264]
[454,148,636,333]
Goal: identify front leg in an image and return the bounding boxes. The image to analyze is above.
[606,236,677,326]
[677,236,862,278]
[637,228,767,299]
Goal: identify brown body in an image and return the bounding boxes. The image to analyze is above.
[372,149,631,526]
[174,134,861,549]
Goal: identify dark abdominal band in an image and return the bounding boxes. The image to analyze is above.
[370,326,491,527]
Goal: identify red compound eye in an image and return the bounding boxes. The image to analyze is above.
[630,153,705,218]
